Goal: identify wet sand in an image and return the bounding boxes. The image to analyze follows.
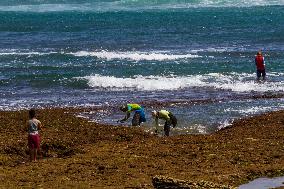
[1,108,284,188]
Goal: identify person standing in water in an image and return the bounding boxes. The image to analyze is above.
[152,110,177,136]
[118,104,146,126]
[27,109,43,162]
[255,51,266,81]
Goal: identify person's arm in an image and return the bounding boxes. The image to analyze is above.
[154,117,159,133]
[263,57,265,67]
[120,112,130,122]
[38,121,43,131]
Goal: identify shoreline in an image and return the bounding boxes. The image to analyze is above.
[1,107,284,188]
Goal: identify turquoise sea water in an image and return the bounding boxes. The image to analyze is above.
[0,0,284,133]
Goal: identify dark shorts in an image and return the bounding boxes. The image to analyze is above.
[28,134,40,150]
[257,69,266,78]
[132,108,146,126]
[135,108,146,123]
[164,120,171,136]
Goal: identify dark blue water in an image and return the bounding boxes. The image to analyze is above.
[1,1,284,133]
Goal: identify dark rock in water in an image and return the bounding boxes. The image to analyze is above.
[152,175,236,189]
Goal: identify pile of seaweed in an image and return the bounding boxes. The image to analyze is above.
[1,108,284,188]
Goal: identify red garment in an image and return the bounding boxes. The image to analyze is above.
[28,134,40,150]
[255,55,265,70]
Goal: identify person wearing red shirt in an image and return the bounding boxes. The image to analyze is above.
[255,51,266,81]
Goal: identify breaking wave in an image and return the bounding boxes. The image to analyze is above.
[70,51,200,61]
[76,72,284,92]
[0,50,199,61]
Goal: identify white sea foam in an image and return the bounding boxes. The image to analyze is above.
[0,50,199,60]
[206,72,284,92]
[188,124,207,134]
[76,73,284,92]
[225,106,270,114]
[0,52,57,56]
[191,47,247,53]
[70,51,200,61]
[239,106,274,114]
[226,104,284,114]
[0,49,58,56]
[0,4,92,12]
[79,75,192,90]
[217,119,232,130]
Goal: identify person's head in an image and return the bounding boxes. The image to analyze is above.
[151,110,158,118]
[257,51,262,56]
[119,105,128,112]
[29,109,36,119]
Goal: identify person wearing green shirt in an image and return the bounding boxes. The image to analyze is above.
[152,110,177,136]
[118,104,146,126]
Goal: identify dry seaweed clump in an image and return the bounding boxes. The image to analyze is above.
[152,175,236,189]
[1,108,284,188]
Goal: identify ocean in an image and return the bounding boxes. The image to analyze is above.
[0,0,284,134]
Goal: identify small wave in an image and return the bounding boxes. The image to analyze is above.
[0,51,57,56]
[225,106,273,114]
[224,104,284,115]
[0,3,92,12]
[190,47,248,53]
[206,72,284,92]
[0,0,283,12]
[70,50,200,61]
[76,73,284,92]
[0,50,200,60]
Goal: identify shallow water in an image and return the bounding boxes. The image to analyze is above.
[1,1,284,133]
[76,96,284,134]
[238,176,284,189]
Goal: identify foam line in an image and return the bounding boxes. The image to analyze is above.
[76,73,284,92]
[70,50,200,61]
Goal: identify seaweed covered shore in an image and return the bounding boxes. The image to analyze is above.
[1,108,284,188]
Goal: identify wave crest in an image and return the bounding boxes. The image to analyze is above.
[0,50,199,61]
[70,51,200,61]
[0,0,283,12]
[76,73,284,92]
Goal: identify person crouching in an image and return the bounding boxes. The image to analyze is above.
[118,104,146,126]
[152,110,177,136]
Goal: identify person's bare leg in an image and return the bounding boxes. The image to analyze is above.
[132,113,140,126]
[34,149,37,161]
[30,149,34,162]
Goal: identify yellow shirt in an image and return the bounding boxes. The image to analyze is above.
[154,110,170,130]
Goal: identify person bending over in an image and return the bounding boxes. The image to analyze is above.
[152,110,177,136]
[119,104,146,126]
